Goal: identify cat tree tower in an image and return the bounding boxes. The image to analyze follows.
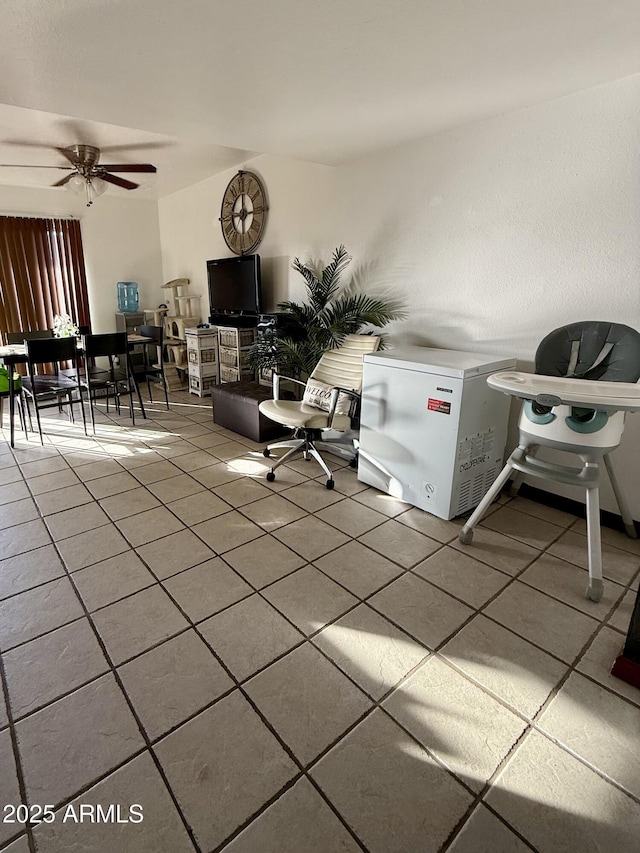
[159,278,201,390]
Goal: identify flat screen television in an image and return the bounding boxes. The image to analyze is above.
[206,254,262,315]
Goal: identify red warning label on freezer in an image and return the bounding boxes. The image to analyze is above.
[428,398,451,414]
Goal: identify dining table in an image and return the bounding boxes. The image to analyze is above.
[0,334,153,448]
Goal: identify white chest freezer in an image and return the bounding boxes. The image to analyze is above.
[357,346,517,519]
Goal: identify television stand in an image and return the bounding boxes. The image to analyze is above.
[209,313,258,329]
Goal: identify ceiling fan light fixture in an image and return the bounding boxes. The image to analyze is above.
[66,173,108,206]
[66,173,86,194]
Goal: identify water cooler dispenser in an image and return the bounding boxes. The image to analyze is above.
[117,281,139,313]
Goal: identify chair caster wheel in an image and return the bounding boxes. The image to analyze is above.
[326,479,335,490]
[349,456,358,469]
[586,579,603,602]
[458,528,473,545]
[266,471,276,482]
[263,448,271,457]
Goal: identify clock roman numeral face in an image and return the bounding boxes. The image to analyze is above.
[219,171,268,254]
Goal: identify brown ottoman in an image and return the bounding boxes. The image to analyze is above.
[211,381,292,443]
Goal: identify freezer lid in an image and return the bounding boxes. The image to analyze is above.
[363,346,516,378]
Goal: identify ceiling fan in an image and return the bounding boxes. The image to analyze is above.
[0,144,157,205]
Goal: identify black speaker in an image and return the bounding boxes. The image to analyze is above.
[257,313,303,339]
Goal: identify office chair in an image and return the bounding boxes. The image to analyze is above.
[458,321,640,602]
[22,336,87,444]
[259,334,380,488]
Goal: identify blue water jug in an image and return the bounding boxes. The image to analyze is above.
[117,281,139,313]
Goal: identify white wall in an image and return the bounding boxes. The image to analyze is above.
[159,74,640,516]
[0,185,163,333]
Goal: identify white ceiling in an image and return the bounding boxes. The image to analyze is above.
[1,0,639,199]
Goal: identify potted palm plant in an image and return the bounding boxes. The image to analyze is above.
[248,245,402,382]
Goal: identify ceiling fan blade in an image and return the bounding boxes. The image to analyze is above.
[99,164,157,173]
[101,173,139,190]
[0,164,72,169]
[52,173,76,187]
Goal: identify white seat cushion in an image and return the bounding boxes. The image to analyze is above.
[259,399,351,431]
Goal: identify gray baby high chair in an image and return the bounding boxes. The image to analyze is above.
[458,321,640,602]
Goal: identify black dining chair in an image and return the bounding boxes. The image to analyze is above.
[82,332,136,431]
[22,336,87,444]
[133,325,170,409]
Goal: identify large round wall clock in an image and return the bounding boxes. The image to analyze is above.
[219,170,269,255]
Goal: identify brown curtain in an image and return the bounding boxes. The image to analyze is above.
[0,216,90,342]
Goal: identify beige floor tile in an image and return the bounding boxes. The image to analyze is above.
[3,618,108,719]
[607,588,637,633]
[116,449,165,470]
[136,528,215,580]
[315,497,386,537]
[0,480,30,505]
[190,461,244,489]
[395,507,463,543]
[577,626,640,707]
[155,691,297,851]
[484,581,599,663]
[72,457,124,481]
[572,517,640,556]
[199,594,304,681]
[98,486,161,521]
[261,464,309,491]
[73,551,157,611]
[192,510,265,553]
[115,506,185,547]
[0,461,21,486]
[314,604,428,700]
[163,558,253,622]
[451,526,541,574]
[449,804,531,852]
[44,501,111,541]
[33,752,194,853]
[1,496,39,527]
[272,516,350,561]
[56,524,130,571]
[369,573,473,649]
[223,535,306,588]
[442,615,567,717]
[547,529,640,586]
[359,519,441,568]
[413,546,511,608]
[538,672,640,797]
[209,439,252,461]
[311,709,473,853]
[1,833,30,852]
[34,483,94,516]
[384,656,527,792]
[0,517,51,561]
[118,631,233,740]
[131,459,182,485]
[188,431,234,450]
[519,552,624,617]
[84,470,143,500]
[0,729,22,846]
[481,505,565,550]
[281,481,344,513]
[19,454,67,478]
[225,776,361,853]
[25,467,81,495]
[214,477,274,507]
[506,496,579,528]
[0,545,65,601]
[262,566,358,635]
[170,448,219,472]
[165,490,231,526]
[92,586,189,665]
[245,643,371,765]
[16,674,144,808]
[0,689,7,730]
[352,488,413,518]
[0,577,84,650]
[239,493,308,530]
[485,730,640,852]
[313,540,403,598]
[316,466,368,497]
[145,473,205,503]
